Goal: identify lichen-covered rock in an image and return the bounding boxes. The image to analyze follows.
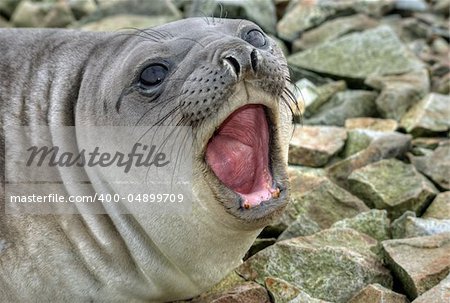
[395,0,429,12]
[348,159,438,218]
[304,81,347,118]
[382,233,450,299]
[409,141,450,190]
[79,14,179,31]
[280,168,369,231]
[432,0,450,15]
[327,132,412,188]
[348,283,409,303]
[411,137,448,150]
[0,0,20,19]
[400,93,450,137]
[288,26,423,81]
[276,1,338,42]
[68,0,97,20]
[294,79,320,112]
[391,211,450,238]
[293,14,378,51]
[305,90,378,126]
[423,192,450,220]
[345,118,398,132]
[11,0,75,28]
[0,16,10,28]
[343,129,390,158]
[96,0,181,17]
[237,228,392,303]
[366,69,429,121]
[332,210,391,241]
[191,282,271,303]
[264,277,301,303]
[188,0,277,34]
[11,0,51,27]
[42,1,76,28]
[411,274,450,303]
[246,238,276,258]
[277,213,321,241]
[289,126,347,167]
[289,291,332,303]
[391,211,418,239]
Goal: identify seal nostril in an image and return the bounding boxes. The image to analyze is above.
[250,49,258,72]
[224,56,241,77]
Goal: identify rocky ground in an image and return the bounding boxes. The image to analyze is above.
[1,0,449,302]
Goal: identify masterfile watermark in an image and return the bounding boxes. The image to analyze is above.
[5,126,193,214]
[26,143,170,173]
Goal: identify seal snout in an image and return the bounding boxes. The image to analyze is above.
[222,47,259,80]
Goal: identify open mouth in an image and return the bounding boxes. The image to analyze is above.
[205,104,280,209]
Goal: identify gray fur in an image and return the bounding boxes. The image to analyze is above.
[0,18,292,302]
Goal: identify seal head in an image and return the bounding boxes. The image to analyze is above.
[0,17,295,302]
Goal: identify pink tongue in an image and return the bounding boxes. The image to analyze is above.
[206,105,276,208]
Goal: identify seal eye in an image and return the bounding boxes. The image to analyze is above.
[244,29,266,48]
[140,64,167,87]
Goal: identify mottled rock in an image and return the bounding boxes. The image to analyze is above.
[276,1,338,42]
[43,1,75,28]
[288,26,423,81]
[431,37,450,55]
[68,0,97,20]
[281,168,369,231]
[188,0,276,34]
[412,137,448,150]
[327,132,412,188]
[366,69,430,121]
[246,238,276,258]
[0,0,20,19]
[289,291,332,303]
[304,81,347,118]
[293,14,378,51]
[0,16,10,28]
[289,166,327,180]
[294,79,320,111]
[278,213,321,241]
[345,118,398,132]
[395,0,428,12]
[411,274,450,303]
[305,90,378,126]
[79,14,179,31]
[265,277,301,302]
[392,211,450,238]
[289,126,347,167]
[409,142,450,190]
[348,159,438,218]
[205,270,247,296]
[423,192,450,220]
[401,93,450,137]
[432,0,450,15]
[391,211,418,239]
[11,0,51,27]
[237,228,392,303]
[96,0,181,17]
[343,129,390,158]
[433,73,450,94]
[266,167,326,236]
[191,282,271,303]
[382,233,450,299]
[11,0,74,28]
[332,210,391,241]
[348,0,395,17]
[348,283,409,303]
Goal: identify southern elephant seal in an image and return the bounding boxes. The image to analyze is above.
[0,18,295,302]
